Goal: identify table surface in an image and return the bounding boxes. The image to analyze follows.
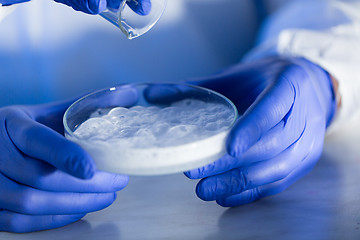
[1,117,360,240]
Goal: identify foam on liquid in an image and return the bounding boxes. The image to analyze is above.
[69,99,235,175]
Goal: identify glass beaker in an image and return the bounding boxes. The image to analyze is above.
[100,0,167,39]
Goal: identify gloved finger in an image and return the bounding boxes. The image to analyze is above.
[0,210,85,233]
[0,0,30,5]
[0,173,117,215]
[184,154,236,179]
[0,152,128,192]
[126,0,151,16]
[216,152,320,207]
[5,109,96,179]
[185,102,306,179]
[196,118,324,201]
[54,0,106,14]
[226,70,297,157]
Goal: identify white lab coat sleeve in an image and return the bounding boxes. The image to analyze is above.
[244,0,360,131]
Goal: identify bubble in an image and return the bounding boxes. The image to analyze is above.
[74,118,115,140]
[151,122,170,137]
[204,122,218,131]
[135,127,153,137]
[167,124,197,138]
[146,106,161,112]
[130,105,146,112]
[108,107,129,116]
[158,106,177,118]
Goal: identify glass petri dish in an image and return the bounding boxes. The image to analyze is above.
[100,0,167,39]
[64,83,238,176]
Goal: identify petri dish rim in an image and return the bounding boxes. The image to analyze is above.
[63,82,238,175]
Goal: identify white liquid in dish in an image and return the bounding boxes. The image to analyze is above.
[67,99,235,175]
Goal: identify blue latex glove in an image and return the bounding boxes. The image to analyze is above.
[185,56,337,207]
[0,0,151,15]
[0,101,128,233]
[0,0,29,5]
[54,0,151,15]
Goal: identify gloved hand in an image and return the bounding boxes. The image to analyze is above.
[54,0,151,15]
[185,56,337,207]
[0,100,128,233]
[0,0,151,15]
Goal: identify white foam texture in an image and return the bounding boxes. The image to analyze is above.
[67,99,235,175]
